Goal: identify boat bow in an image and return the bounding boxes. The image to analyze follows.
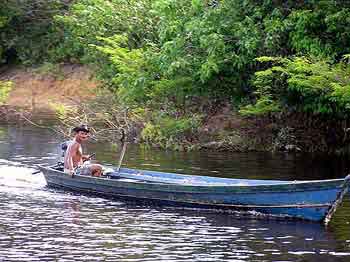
[324,174,350,225]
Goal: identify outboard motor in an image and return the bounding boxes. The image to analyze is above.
[59,140,72,166]
[61,141,69,157]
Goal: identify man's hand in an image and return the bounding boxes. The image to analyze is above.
[83,153,96,162]
[82,155,89,162]
[66,169,75,177]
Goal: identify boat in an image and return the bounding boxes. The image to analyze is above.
[38,164,350,224]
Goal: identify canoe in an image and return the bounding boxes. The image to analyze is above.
[38,164,350,224]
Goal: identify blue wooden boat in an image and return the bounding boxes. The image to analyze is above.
[38,164,350,224]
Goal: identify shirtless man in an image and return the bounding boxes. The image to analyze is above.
[64,125,103,177]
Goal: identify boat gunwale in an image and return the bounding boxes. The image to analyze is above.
[119,167,346,185]
[40,165,347,194]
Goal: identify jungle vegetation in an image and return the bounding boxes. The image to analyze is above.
[1,0,350,149]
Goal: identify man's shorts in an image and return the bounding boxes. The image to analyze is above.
[75,164,93,176]
[63,163,92,176]
[64,162,103,176]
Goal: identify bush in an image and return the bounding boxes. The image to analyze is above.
[0,81,13,105]
[141,113,201,149]
[241,55,350,117]
[0,0,70,65]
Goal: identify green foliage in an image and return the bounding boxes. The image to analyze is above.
[52,0,157,61]
[52,0,119,61]
[93,33,197,108]
[0,3,15,63]
[0,15,8,28]
[92,34,154,104]
[0,0,69,65]
[243,55,350,117]
[48,0,159,87]
[0,81,13,105]
[141,113,201,149]
[152,0,258,98]
[287,4,350,58]
[2,0,350,126]
[240,95,281,116]
[0,14,10,59]
[100,0,350,106]
[49,102,77,120]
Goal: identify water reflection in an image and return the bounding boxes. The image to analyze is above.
[0,124,349,261]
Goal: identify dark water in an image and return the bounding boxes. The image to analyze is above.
[0,125,349,262]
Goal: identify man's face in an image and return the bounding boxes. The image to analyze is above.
[77,131,89,141]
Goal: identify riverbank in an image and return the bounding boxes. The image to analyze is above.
[0,64,98,112]
[0,64,100,125]
[1,64,350,154]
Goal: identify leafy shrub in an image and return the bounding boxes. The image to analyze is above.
[52,0,157,61]
[0,0,69,65]
[92,35,153,104]
[49,102,77,120]
[141,114,201,149]
[242,55,350,117]
[240,95,281,116]
[0,81,13,105]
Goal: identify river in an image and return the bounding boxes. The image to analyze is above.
[0,125,349,261]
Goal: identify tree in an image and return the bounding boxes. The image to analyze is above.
[240,55,350,117]
[0,0,71,65]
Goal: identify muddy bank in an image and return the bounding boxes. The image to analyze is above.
[0,64,100,125]
[0,64,99,112]
[199,110,350,154]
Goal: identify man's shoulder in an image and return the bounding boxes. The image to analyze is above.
[69,140,81,150]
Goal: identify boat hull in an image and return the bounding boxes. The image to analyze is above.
[39,166,350,223]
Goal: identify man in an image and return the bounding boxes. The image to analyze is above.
[64,124,103,177]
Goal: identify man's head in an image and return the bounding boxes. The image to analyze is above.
[72,124,90,133]
[72,124,90,142]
